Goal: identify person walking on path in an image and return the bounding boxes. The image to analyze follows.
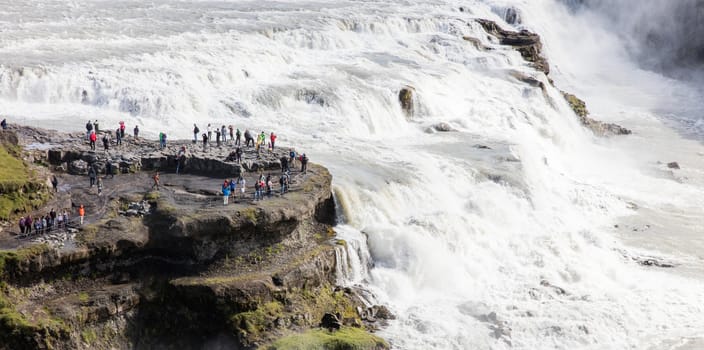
[78,205,85,225]
[97,176,103,196]
[134,125,140,140]
[19,216,25,234]
[270,132,277,150]
[235,128,241,146]
[51,175,58,193]
[151,171,160,190]
[193,124,199,144]
[202,133,208,152]
[25,216,32,235]
[222,180,231,205]
[89,131,97,150]
[88,166,97,187]
[300,153,309,173]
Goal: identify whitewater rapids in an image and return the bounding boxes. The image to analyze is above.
[1,1,703,349]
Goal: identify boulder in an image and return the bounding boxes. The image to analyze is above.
[667,162,680,169]
[425,122,456,133]
[68,159,89,175]
[399,86,415,117]
[320,312,342,331]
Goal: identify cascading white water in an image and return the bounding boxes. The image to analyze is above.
[2,1,704,349]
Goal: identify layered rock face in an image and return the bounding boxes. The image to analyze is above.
[0,128,389,350]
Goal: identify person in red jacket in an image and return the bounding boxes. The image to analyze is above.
[270,132,277,150]
[89,131,97,151]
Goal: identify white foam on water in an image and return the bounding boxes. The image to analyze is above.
[2,1,704,349]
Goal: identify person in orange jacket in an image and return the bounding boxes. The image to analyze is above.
[78,204,85,225]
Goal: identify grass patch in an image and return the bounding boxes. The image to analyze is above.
[241,208,259,225]
[144,191,160,201]
[231,301,284,339]
[0,146,28,192]
[263,327,389,350]
[78,292,89,303]
[81,329,97,344]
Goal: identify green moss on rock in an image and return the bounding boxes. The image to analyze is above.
[263,327,389,350]
[561,91,589,118]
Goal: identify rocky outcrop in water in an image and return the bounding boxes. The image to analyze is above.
[476,19,549,75]
[474,18,632,136]
[399,86,415,117]
[0,127,389,350]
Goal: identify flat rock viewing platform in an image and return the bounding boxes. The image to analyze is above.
[0,126,390,350]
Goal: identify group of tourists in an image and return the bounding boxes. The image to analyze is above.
[85,120,140,150]
[218,171,292,205]
[17,209,71,236]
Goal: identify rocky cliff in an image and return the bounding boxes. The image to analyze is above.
[0,127,389,350]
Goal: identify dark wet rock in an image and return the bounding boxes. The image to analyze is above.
[462,36,487,50]
[399,86,415,117]
[68,159,88,175]
[509,71,546,91]
[296,89,329,107]
[540,279,568,296]
[370,305,395,320]
[476,19,549,75]
[667,162,680,169]
[504,7,521,25]
[473,144,492,149]
[425,122,456,133]
[320,312,342,330]
[562,91,632,136]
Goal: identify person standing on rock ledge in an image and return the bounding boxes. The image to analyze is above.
[221,125,227,144]
[222,180,231,205]
[134,125,139,140]
[115,127,122,147]
[89,131,97,150]
[151,171,160,190]
[85,120,93,140]
[202,133,208,152]
[93,120,99,134]
[235,128,241,146]
[119,121,126,138]
[78,205,85,225]
[300,153,309,174]
[1,118,7,130]
[244,129,253,147]
[207,124,212,143]
[193,124,199,144]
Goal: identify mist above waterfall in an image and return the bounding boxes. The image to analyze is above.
[563,0,704,77]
